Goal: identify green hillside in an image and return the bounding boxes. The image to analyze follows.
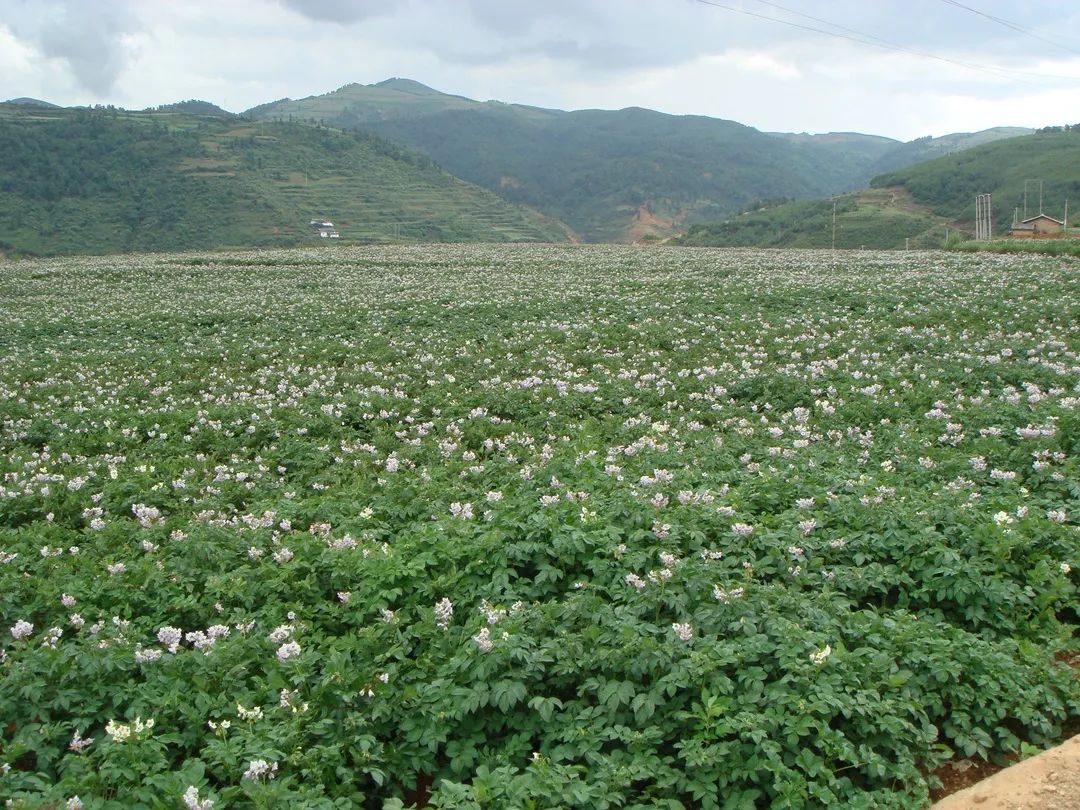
[766,131,900,187]
[673,127,1078,250]
[867,127,1035,176]
[762,129,1033,189]
[3,81,1057,253]
[872,127,1080,231]
[149,99,236,117]
[248,80,1047,244]
[0,105,570,255]
[245,78,503,126]
[249,82,909,243]
[372,105,881,243]
[673,187,955,249]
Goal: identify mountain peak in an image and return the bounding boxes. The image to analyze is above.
[2,97,60,109]
[373,78,442,95]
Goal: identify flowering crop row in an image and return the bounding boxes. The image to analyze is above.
[0,245,1077,808]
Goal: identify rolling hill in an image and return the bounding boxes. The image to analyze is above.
[866,127,1035,176]
[247,80,906,242]
[871,126,1080,232]
[247,79,1036,243]
[770,128,1033,186]
[1,97,60,109]
[148,99,236,117]
[0,81,1056,254]
[674,126,1080,249]
[246,78,494,125]
[0,104,570,256]
[368,105,879,243]
[673,187,956,250]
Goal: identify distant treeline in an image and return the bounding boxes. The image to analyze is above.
[1036,124,1080,133]
[0,111,199,201]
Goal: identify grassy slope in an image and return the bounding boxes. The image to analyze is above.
[249,82,906,243]
[872,129,1080,231]
[675,129,1080,249]
[0,105,570,256]
[867,127,1035,176]
[673,187,955,250]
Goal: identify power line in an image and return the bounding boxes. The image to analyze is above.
[752,0,924,51]
[693,0,921,53]
[747,0,1078,81]
[691,0,1076,84]
[753,0,1033,80]
[938,0,1080,58]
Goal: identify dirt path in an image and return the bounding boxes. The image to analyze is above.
[933,735,1080,809]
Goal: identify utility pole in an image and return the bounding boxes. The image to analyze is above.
[831,198,837,251]
[975,193,993,241]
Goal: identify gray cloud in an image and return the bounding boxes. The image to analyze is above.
[278,0,398,24]
[414,0,706,73]
[266,0,1080,78]
[2,0,137,94]
[279,0,596,33]
[1,0,1076,139]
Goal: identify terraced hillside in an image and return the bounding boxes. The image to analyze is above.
[248,80,1038,244]
[248,81,903,243]
[0,104,570,256]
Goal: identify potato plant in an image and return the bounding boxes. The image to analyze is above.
[0,245,1077,808]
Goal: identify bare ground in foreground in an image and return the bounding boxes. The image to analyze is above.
[933,735,1080,810]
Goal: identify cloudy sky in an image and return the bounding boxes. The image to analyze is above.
[1,0,1079,140]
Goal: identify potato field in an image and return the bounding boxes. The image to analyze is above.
[0,245,1077,809]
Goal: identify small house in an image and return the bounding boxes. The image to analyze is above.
[1009,214,1064,238]
[309,219,340,239]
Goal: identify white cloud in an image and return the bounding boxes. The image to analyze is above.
[0,20,83,103]
[701,50,802,81]
[1,1,140,95]
[0,22,36,78]
[1,0,1078,137]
